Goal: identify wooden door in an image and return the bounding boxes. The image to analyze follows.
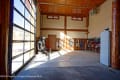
[48,35,57,50]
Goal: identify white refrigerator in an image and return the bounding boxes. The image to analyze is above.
[100,30,110,66]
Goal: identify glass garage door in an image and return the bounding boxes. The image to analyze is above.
[12,0,36,74]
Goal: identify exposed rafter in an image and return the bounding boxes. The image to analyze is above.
[39,2,90,8]
[37,0,106,17]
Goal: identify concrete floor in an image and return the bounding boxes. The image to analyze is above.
[14,50,120,80]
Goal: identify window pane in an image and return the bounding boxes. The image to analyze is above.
[29,0,32,4]
[32,2,36,12]
[22,0,24,2]
[31,17,34,25]
[34,21,36,27]
[25,0,31,11]
[25,20,30,31]
[25,31,30,40]
[25,8,31,20]
[31,34,34,41]
[12,55,23,73]
[24,52,30,63]
[31,9,35,19]
[12,43,23,57]
[14,0,24,15]
[24,42,30,52]
[13,26,24,40]
[31,26,34,33]
[31,42,34,49]
[30,50,34,58]
[13,10,24,28]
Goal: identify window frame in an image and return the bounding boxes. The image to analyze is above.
[11,0,36,75]
[71,16,83,21]
[47,15,59,20]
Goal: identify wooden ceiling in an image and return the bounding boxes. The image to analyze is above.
[37,0,106,17]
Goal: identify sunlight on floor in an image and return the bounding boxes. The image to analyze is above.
[24,49,73,70]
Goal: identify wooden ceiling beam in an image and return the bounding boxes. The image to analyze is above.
[37,0,106,17]
[41,12,88,17]
[39,2,90,9]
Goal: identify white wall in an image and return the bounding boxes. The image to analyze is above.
[41,15,88,38]
[67,17,87,29]
[41,30,64,38]
[88,0,112,38]
[67,16,87,38]
[42,15,64,29]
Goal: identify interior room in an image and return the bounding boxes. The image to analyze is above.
[0,0,120,80]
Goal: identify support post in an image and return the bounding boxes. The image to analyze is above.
[111,0,120,69]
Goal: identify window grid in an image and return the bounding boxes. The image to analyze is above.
[21,0,35,20]
[12,0,35,59]
[12,0,36,74]
[14,7,35,28]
